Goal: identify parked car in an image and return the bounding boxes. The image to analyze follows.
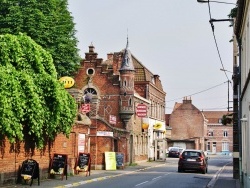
[178,149,208,174]
[166,146,178,156]
[168,147,180,158]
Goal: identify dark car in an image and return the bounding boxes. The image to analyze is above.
[178,149,208,174]
[168,147,180,158]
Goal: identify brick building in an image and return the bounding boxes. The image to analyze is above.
[168,97,207,150]
[0,40,167,185]
[203,111,233,155]
[167,97,233,155]
[72,40,167,166]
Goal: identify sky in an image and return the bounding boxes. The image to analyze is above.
[67,0,236,113]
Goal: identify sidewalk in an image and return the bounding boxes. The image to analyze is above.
[206,161,240,188]
[4,160,240,188]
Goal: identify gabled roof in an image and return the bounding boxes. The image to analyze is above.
[132,54,164,90]
[202,111,231,124]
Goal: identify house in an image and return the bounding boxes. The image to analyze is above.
[202,111,233,155]
[168,97,207,150]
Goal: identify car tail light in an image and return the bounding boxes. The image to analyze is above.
[197,156,204,162]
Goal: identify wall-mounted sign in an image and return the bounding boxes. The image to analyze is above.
[78,134,85,153]
[109,115,116,124]
[81,104,90,113]
[136,104,147,117]
[153,122,163,129]
[59,76,75,89]
[97,131,113,137]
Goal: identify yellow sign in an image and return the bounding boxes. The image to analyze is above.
[153,122,162,129]
[105,152,116,170]
[59,76,75,89]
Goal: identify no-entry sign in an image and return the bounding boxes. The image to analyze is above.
[136,104,147,117]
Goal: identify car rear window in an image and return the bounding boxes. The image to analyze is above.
[183,151,201,157]
[170,148,179,151]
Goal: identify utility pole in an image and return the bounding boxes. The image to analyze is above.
[228,80,230,111]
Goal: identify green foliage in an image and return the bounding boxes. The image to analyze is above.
[0,33,77,148]
[0,0,81,77]
[228,7,237,18]
[221,115,232,125]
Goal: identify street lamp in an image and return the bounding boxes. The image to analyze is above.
[197,0,236,5]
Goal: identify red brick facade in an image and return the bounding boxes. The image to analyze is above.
[168,97,207,150]
[0,42,167,185]
[203,111,233,155]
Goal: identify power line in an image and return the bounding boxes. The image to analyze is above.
[207,1,233,88]
[166,81,227,102]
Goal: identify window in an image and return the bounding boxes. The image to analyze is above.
[208,130,213,136]
[222,142,229,151]
[223,130,228,137]
[207,142,211,151]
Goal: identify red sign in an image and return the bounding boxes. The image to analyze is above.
[81,104,90,113]
[136,104,147,117]
[109,115,116,124]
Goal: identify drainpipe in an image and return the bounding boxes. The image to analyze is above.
[236,36,243,184]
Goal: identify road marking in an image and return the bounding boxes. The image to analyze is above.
[135,181,149,186]
[206,161,232,188]
[152,176,162,180]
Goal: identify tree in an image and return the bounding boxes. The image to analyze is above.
[0,0,80,77]
[0,33,77,148]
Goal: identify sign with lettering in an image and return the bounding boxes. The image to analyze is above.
[76,153,91,176]
[19,159,40,186]
[105,152,116,170]
[78,134,85,153]
[116,153,124,169]
[50,154,67,180]
[136,104,147,117]
[97,131,113,137]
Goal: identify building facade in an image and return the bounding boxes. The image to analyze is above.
[72,41,167,167]
[235,0,250,186]
[203,111,233,155]
[168,97,207,150]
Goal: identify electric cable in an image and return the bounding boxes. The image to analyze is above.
[166,81,227,102]
[207,1,233,89]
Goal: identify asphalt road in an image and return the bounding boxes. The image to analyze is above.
[72,156,232,188]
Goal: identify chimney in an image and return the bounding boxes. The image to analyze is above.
[107,53,113,60]
[183,96,192,104]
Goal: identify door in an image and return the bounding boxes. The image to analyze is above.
[212,142,216,154]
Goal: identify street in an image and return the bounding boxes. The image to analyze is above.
[12,155,236,188]
[72,155,233,188]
